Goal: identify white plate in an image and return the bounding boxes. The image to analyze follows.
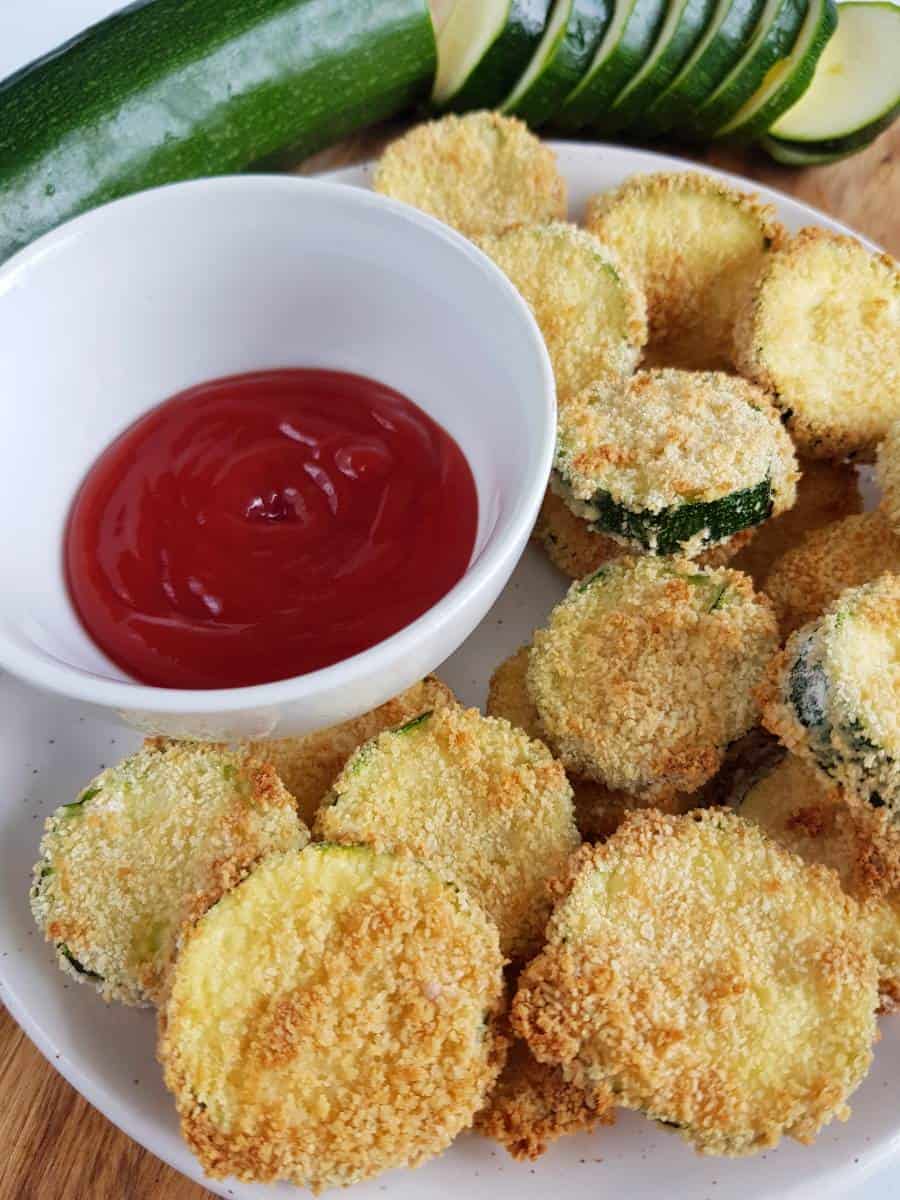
[1,143,896,1200]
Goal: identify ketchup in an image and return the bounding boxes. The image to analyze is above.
[64,369,478,689]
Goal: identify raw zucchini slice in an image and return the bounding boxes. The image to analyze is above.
[432,0,552,110]
[554,0,668,130]
[716,0,837,138]
[554,368,797,556]
[639,0,767,134]
[604,0,718,133]
[688,0,809,137]
[767,1,900,157]
[502,0,613,127]
[759,132,849,163]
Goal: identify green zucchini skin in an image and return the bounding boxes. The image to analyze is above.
[0,0,436,264]
[586,477,774,555]
[639,0,767,135]
[504,0,614,128]
[760,117,897,162]
[439,0,553,112]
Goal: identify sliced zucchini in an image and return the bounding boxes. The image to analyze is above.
[555,369,798,556]
[502,0,613,127]
[767,1,900,157]
[716,0,837,138]
[554,0,668,130]
[604,0,718,133]
[432,0,552,110]
[760,132,848,164]
[639,0,767,135]
[688,0,809,137]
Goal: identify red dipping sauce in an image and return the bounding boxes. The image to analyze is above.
[65,369,478,689]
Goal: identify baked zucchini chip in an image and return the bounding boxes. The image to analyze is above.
[877,419,900,536]
[765,510,900,636]
[160,845,505,1190]
[476,222,647,400]
[528,557,778,795]
[555,369,798,557]
[373,111,566,238]
[734,228,900,460]
[739,754,900,1011]
[248,676,455,825]
[585,171,784,368]
[512,810,878,1156]
[760,574,900,814]
[30,740,306,1006]
[315,705,580,960]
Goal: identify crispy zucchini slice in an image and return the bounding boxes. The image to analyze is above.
[512,809,878,1155]
[476,221,647,400]
[877,419,900,537]
[734,227,900,461]
[160,845,505,1189]
[528,556,778,795]
[373,111,566,237]
[315,705,580,959]
[760,573,900,813]
[555,369,798,556]
[738,754,900,1011]
[29,740,306,1006]
[585,171,784,368]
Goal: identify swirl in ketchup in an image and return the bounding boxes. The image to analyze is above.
[64,369,478,689]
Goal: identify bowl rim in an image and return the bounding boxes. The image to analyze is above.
[0,173,556,713]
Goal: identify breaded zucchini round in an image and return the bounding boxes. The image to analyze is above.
[759,574,900,814]
[555,369,798,557]
[30,740,306,1006]
[730,458,863,587]
[739,754,900,1011]
[248,676,455,826]
[315,706,580,960]
[160,845,505,1190]
[734,228,900,460]
[585,171,784,369]
[765,511,900,636]
[372,111,566,238]
[528,557,778,795]
[877,419,900,536]
[512,809,878,1156]
[476,222,647,400]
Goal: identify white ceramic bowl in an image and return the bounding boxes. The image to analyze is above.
[0,176,554,739]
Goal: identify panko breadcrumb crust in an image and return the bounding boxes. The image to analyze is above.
[765,511,900,636]
[528,558,778,795]
[512,810,878,1156]
[30,740,306,1006]
[160,846,506,1192]
[476,221,647,401]
[877,420,900,536]
[315,705,580,960]
[248,676,455,825]
[734,227,900,461]
[585,171,784,369]
[739,754,900,1011]
[730,458,863,586]
[373,111,566,237]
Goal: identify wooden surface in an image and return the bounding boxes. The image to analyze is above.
[1,121,898,1200]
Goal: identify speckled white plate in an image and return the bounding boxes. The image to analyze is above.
[1,143,896,1200]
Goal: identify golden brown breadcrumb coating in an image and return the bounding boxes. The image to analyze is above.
[160,846,506,1192]
[373,111,566,237]
[30,740,306,1006]
[316,705,580,960]
[730,458,863,587]
[248,677,456,825]
[877,420,900,536]
[528,558,778,795]
[739,754,900,1011]
[585,171,784,369]
[476,222,647,401]
[765,511,900,636]
[512,809,878,1156]
[734,227,900,461]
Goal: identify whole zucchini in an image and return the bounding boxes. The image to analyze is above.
[0,0,436,263]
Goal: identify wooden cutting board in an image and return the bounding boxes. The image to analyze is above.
[1,121,898,1200]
